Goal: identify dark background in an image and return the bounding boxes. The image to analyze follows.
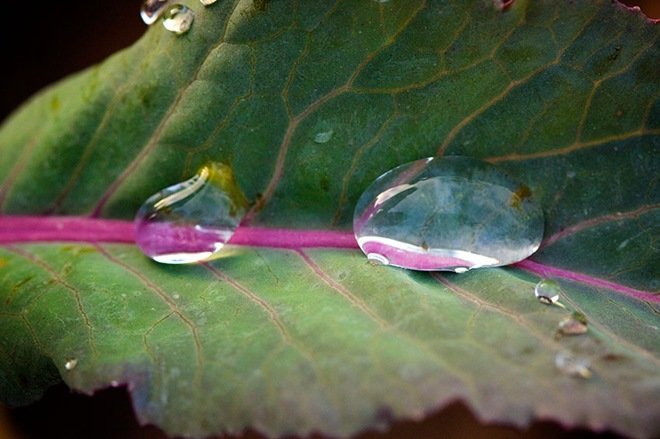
[1,1,657,438]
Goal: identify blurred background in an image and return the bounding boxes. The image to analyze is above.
[0,1,657,438]
[0,0,657,122]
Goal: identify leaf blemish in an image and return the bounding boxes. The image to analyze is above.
[608,45,622,61]
[601,353,628,363]
[253,0,267,12]
[50,96,61,112]
[320,175,330,192]
[509,184,532,210]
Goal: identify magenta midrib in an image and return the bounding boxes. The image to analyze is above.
[0,216,657,303]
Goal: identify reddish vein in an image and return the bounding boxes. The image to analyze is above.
[514,260,658,303]
[0,216,657,303]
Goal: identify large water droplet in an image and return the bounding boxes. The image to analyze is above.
[163,4,195,35]
[555,351,591,378]
[141,0,172,25]
[353,156,544,271]
[535,279,561,305]
[134,162,248,264]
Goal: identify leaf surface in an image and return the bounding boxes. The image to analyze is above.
[0,0,659,437]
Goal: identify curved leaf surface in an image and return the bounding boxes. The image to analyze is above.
[0,0,659,437]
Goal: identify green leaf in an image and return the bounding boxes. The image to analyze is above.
[1,0,659,437]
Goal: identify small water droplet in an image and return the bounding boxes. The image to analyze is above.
[534,279,562,305]
[111,380,120,387]
[557,312,588,337]
[64,359,78,371]
[163,4,195,35]
[353,156,544,271]
[314,129,334,144]
[617,238,630,250]
[141,0,172,25]
[173,293,181,300]
[134,162,248,264]
[200,0,218,5]
[555,351,591,378]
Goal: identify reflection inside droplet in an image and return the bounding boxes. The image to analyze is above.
[353,156,544,271]
[134,162,248,264]
[64,359,78,371]
[141,0,172,25]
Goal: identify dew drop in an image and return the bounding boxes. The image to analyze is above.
[134,162,248,264]
[314,129,334,144]
[141,0,172,25]
[555,351,592,379]
[64,358,78,371]
[557,312,588,337]
[163,4,195,35]
[200,0,219,4]
[534,279,561,305]
[353,156,544,271]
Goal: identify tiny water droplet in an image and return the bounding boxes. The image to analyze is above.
[353,156,544,271]
[134,162,248,264]
[534,279,562,305]
[173,293,181,300]
[111,380,120,387]
[555,351,591,378]
[64,359,78,371]
[617,238,630,250]
[557,312,588,337]
[141,0,172,25]
[163,4,195,35]
[200,0,219,5]
[314,130,334,144]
